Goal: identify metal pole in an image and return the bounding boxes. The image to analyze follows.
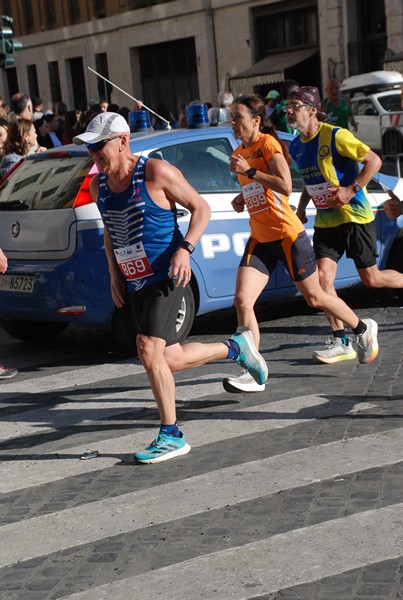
[87,66,171,127]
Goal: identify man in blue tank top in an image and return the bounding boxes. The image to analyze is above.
[74,112,268,464]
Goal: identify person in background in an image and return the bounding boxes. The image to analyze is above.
[132,100,143,112]
[270,79,299,134]
[208,90,233,125]
[9,93,33,121]
[153,102,177,129]
[264,89,280,119]
[32,96,44,121]
[45,114,63,147]
[100,99,109,112]
[62,110,83,145]
[54,101,68,142]
[178,104,187,128]
[287,86,403,364]
[34,116,52,148]
[118,106,130,123]
[73,111,267,463]
[0,247,18,380]
[0,118,45,178]
[0,118,8,158]
[322,78,358,131]
[108,103,120,113]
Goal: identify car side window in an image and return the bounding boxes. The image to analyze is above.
[148,139,241,193]
[355,99,378,116]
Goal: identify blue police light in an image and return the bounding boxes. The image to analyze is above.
[128,110,152,132]
[186,103,210,128]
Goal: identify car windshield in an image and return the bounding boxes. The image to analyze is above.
[0,154,93,210]
[378,93,402,112]
[147,138,241,193]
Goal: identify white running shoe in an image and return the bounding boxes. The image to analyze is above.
[223,369,266,393]
[356,318,379,364]
[313,337,357,364]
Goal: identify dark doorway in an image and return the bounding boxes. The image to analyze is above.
[348,0,386,74]
[139,38,199,123]
[68,57,87,111]
[6,67,18,98]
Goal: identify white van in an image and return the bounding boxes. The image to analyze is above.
[340,71,403,156]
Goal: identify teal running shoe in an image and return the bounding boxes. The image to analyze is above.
[230,326,268,385]
[134,431,191,464]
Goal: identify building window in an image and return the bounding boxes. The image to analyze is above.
[139,38,198,120]
[45,0,57,29]
[254,3,318,57]
[95,53,112,101]
[6,67,18,97]
[68,0,80,25]
[48,61,62,105]
[27,64,39,98]
[93,0,106,18]
[21,0,35,34]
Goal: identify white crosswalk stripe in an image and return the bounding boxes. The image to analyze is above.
[0,362,402,599]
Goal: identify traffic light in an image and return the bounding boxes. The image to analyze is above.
[0,15,22,68]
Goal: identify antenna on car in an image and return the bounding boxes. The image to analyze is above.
[87,66,171,129]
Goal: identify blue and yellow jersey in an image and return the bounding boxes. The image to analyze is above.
[289,122,374,228]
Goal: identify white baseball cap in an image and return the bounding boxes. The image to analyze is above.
[73,112,130,145]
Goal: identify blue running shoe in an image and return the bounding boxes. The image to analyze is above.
[230,326,268,385]
[134,431,191,464]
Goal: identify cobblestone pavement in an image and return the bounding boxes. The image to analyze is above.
[0,288,402,600]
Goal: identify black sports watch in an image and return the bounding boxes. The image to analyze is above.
[179,240,195,254]
[246,168,257,179]
[352,181,362,194]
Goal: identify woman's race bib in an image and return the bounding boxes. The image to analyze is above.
[114,242,154,281]
[305,181,334,209]
[242,181,268,214]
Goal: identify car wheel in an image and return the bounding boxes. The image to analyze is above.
[382,129,403,156]
[0,319,68,342]
[111,283,196,354]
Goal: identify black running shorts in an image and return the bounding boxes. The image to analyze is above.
[239,230,317,282]
[313,221,378,269]
[128,279,185,346]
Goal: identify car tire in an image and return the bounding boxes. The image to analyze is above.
[111,283,196,355]
[382,129,403,157]
[0,318,68,342]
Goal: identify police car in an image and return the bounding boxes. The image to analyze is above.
[0,118,401,352]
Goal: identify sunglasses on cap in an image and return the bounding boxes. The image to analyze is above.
[86,135,121,152]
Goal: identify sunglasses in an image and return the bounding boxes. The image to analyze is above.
[285,102,310,111]
[86,135,121,152]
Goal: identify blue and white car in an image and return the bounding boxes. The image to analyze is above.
[0,125,401,351]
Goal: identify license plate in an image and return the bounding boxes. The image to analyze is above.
[0,274,34,293]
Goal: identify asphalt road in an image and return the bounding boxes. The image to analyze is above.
[0,287,402,600]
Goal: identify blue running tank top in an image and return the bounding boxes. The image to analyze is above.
[97,156,183,291]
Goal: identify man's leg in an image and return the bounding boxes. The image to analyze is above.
[295,270,378,364]
[314,256,357,364]
[317,257,344,332]
[135,320,267,463]
[358,264,403,288]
